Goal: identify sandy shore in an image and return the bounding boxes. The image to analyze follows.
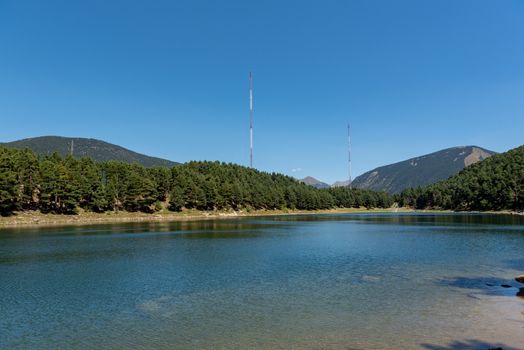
[1,208,521,229]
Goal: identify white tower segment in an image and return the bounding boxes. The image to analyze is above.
[250,72,253,167]
[348,124,352,188]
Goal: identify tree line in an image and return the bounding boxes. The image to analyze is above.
[0,147,393,216]
[396,145,524,211]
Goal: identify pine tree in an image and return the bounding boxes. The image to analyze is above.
[0,148,18,215]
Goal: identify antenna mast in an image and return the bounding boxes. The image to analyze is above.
[348,124,352,189]
[249,72,253,168]
[70,139,74,156]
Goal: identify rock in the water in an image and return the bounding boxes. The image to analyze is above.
[517,288,524,299]
[500,284,512,288]
[516,275,524,283]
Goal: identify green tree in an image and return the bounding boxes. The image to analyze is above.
[0,148,18,215]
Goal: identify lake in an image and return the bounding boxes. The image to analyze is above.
[1,213,523,349]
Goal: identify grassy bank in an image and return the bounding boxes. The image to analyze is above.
[0,207,421,229]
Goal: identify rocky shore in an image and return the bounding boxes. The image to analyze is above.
[0,207,416,229]
[1,208,522,230]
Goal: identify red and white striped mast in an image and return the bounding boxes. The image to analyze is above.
[249,72,253,168]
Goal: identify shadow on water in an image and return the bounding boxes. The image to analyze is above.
[420,339,520,350]
[437,276,523,298]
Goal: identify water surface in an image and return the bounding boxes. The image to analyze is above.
[1,213,523,349]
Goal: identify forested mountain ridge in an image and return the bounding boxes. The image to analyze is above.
[352,146,495,194]
[0,147,393,216]
[1,136,178,167]
[398,145,524,211]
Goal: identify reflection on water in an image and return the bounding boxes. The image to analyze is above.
[421,339,521,350]
[1,213,523,349]
[272,212,524,225]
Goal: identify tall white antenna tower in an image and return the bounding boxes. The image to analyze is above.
[348,124,352,188]
[249,72,253,167]
[70,139,74,156]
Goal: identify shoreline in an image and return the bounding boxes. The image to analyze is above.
[0,208,423,229]
[0,208,521,230]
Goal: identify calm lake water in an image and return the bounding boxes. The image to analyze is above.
[1,213,523,350]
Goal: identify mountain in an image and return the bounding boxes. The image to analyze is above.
[351,146,496,194]
[332,180,350,188]
[1,136,178,167]
[402,144,524,211]
[300,176,330,189]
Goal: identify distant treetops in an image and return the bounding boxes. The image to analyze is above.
[0,147,393,216]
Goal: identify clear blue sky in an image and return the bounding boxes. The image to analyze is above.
[1,0,523,183]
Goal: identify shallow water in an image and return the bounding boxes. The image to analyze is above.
[1,213,523,349]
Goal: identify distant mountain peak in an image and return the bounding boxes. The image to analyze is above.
[302,176,320,182]
[1,136,178,167]
[299,176,330,189]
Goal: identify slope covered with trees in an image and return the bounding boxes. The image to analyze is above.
[0,147,393,216]
[1,136,178,167]
[352,146,495,194]
[397,145,524,211]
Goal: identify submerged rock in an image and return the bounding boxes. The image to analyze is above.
[361,275,381,283]
[517,288,524,299]
[516,275,524,283]
[500,284,512,288]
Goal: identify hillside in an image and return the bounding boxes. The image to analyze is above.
[351,146,495,194]
[300,176,330,189]
[399,145,524,211]
[1,136,178,167]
